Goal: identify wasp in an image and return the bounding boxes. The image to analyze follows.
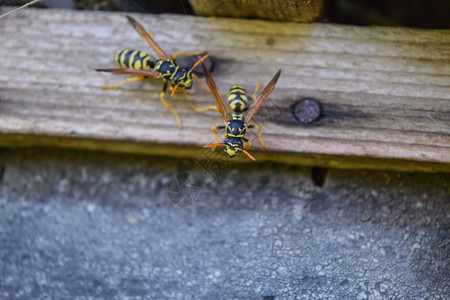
[96,16,209,129]
[198,63,281,161]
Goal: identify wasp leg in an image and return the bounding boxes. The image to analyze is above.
[101,76,145,90]
[211,125,226,144]
[192,74,210,93]
[160,81,182,129]
[248,124,267,149]
[242,138,252,149]
[251,80,263,101]
[208,125,225,150]
[171,50,207,61]
[192,104,219,113]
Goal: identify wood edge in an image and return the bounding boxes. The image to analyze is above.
[0,133,448,173]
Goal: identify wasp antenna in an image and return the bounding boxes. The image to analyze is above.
[171,83,181,96]
[187,55,209,75]
[242,150,256,161]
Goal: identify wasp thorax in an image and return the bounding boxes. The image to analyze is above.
[227,115,247,137]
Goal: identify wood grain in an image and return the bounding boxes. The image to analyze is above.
[0,8,449,172]
[189,0,323,22]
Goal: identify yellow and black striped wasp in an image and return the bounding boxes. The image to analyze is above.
[96,16,209,129]
[199,63,281,161]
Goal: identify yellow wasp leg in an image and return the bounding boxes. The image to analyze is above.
[251,80,263,101]
[171,50,207,61]
[192,105,219,113]
[248,124,267,149]
[243,138,252,149]
[207,126,224,150]
[192,74,210,93]
[160,84,182,129]
[101,76,145,90]
[210,126,225,144]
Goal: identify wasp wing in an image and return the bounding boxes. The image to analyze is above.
[126,16,171,61]
[96,68,160,78]
[202,63,229,123]
[245,69,281,125]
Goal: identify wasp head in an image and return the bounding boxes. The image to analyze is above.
[223,137,244,158]
[171,55,208,96]
[172,68,193,90]
[205,137,255,161]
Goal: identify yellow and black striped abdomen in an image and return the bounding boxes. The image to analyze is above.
[227,85,248,113]
[113,50,154,70]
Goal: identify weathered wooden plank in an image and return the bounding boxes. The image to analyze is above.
[0,8,449,172]
[189,0,323,22]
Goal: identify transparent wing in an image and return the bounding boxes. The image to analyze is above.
[126,16,171,61]
[245,69,281,125]
[202,63,229,123]
[96,68,160,77]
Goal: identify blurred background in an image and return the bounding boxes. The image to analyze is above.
[1,0,449,28]
[0,1,449,299]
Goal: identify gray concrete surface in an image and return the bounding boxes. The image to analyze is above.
[0,148,449,299]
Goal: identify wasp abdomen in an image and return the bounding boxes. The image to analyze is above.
[114,50,154,70]
[227,85,248,113]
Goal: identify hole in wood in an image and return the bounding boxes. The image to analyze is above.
[0,166,4,184]
[294,98,322,124]
[311,167,328,187]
